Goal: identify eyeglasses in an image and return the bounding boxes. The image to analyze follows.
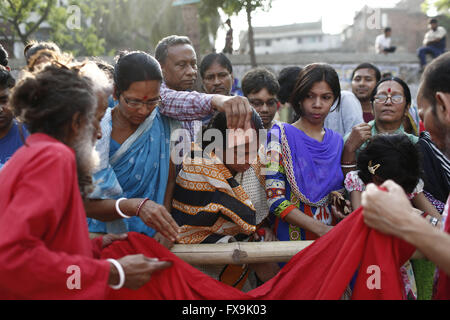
[122,95,161,109]
[249,98,278,109]
[373,94,404,104]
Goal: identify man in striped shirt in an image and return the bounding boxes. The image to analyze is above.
[155,35,252,142]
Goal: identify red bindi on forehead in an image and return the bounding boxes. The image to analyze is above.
[388,88,391,93]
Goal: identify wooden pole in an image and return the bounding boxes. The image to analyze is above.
[170,241,314,265]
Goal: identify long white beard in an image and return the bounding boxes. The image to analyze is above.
[72,122,100,198]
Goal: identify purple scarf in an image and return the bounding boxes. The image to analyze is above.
[276,123,344,205]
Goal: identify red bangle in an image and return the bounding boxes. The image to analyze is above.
[280,205,297,220]
[421,211,429,218]
[136,198,149,217]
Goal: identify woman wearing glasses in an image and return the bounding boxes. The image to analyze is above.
[85,51,180,247]
[342,77,440,214]
[342,77,418,170]
[342,77,442,299]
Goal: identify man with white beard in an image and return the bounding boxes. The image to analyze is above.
[0,63,177,299]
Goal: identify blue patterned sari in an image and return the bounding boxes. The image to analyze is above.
[87,107,178,236]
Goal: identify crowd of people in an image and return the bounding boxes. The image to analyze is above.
[0,31,449,300]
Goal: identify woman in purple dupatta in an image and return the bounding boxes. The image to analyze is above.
[265,63,346,243]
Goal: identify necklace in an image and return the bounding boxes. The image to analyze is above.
[293,119,325,139]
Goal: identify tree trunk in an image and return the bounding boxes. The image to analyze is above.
[246,2,257,67]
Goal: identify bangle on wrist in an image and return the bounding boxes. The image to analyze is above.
[341,161,356,165]
[136,198,149,217]
[115,197,132,219]
[341,164,357,169]
[107,258,125,290]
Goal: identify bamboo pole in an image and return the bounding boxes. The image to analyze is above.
[170,241,314,265]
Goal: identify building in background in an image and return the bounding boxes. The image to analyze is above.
[341,0,428,53]
[238,20,341,55]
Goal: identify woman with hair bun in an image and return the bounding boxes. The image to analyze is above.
[85,51,181,246]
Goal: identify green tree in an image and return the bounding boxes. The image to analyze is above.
[203,0,272,67]
[0,0,55,47]
[422,0,450,12]
[0,0,106,57]
[47,1,106,57]
[90,0,220,56]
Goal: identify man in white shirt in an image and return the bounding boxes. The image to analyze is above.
[375,27,396,54]
[417,18,447,69]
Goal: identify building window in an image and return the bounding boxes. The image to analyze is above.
[297,37,302,44]
[265,39,272,47]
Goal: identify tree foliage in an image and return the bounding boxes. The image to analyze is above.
[47,1,106,57]
[0,0,106,57]
[422,0,450,35]
[202,0,272,66]
[0,0,222,58]
[0,0,55,45]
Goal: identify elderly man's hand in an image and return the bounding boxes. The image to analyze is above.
[102,233,128,248]
[109,254,172,290]
[212,95,253,130]
[361,180,415,238]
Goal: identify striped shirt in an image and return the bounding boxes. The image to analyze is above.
[159,82,215,141]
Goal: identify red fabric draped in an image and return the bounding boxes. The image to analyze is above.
[101,207,415,300]
[434,198,450,300]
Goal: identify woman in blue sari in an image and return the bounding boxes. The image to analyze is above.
[85,52,180,244]
[265,63,346,243]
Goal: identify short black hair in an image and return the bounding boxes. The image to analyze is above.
[277,66,302,104]
[241,67,280,97]
[384,27,392,33]
[429,18,438,24]
[155,35,193,65]
[420,52,450,114]
[0,67,15,90]
[357,134,422,194]
[0,44,8,67]
[199,53,233,79]
[351,63,381,83]
[290,63,341,117]
[114,51,163,96]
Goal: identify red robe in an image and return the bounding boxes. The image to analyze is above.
[103,206,416,300]
[434,196,450,300]
[0,133,110,299]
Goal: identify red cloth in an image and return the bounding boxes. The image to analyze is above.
[0,134,110,299]
[434,196,450,300]
[102,206,415,300]
[419,120,426,133]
